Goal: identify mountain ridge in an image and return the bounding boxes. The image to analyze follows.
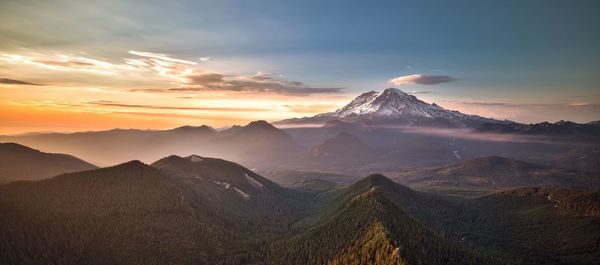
[0,120,299,166]
[0,142,97,183]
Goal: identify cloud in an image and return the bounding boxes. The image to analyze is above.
[128,51,197,65]
[456,101,514,106]
[1,50,342,95]
[388,126,548,143]
[199,57,211,61]
[282,103,339,113]
[388,74,456,86]
[451,101,600,108]
[134,72,343,95]
[124,53,341,95]
[186,72,226,84]
[406,90,433,94]
[0,51,201,80]
[566,102,600,108]
[0,53,119,75]
[87,100,269,112]
[123,51,199,82]
[0,78,42,86]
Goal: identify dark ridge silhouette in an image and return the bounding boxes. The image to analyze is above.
[0,142,96,183]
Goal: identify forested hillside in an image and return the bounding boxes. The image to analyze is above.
[0,159,598,264]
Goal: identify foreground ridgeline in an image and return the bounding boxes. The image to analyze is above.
[1,156,599,265]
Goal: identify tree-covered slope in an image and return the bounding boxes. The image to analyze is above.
[269,182,495,265]
[1,160,598,265]
[396,156,599,189]
[461,187,600,265]
[0,161,230,265]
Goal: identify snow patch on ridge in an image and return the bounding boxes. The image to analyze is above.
[188,155,203,162]
[547,195,559,208]
[214,180,251,200]
[234,187,250,200]
[245,172,264,189]
[213,181,231,189]
[453,150,462,159]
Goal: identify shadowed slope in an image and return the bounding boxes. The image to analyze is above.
[270,175,496,265]
[0,161,229,264]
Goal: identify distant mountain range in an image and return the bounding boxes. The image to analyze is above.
[0,143,96,183]
[475,120,600,142]
[272,88,600,174]
[278,88,600,143]
[2,88,598,173]
[2,156,598,264]
[0,120,299,166]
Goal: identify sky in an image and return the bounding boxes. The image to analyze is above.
[1,0,599,134]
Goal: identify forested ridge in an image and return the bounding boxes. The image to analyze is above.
[0,157,599,264]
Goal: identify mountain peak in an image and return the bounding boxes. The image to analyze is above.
[358,174,397,188]
[382,87,408,96]
[245,120,276,130]
[172,125,216,133]
[333,87,437,119]
[334,131,357,139]
[277,88,504,127]
[0,142,37,152]
[349,173,414,195]
[119,160,147,168]
[365,173,392,182]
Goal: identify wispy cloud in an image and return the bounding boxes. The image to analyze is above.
[566,102,600,108]
[387,126,549,143]
[455,101,515,106]
[128,51,198,65]
[406,90,433,94]
[0,78,42,86]
[388,74,456,86]
[123,51,198,82]
[134,72,343,95]
[1,50,341,96]
[0,53,120,75]
[282,103,339,113]
[437,99,600,123]
[87,100,269,112]
[449,100,600,108]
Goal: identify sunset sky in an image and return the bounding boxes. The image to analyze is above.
[1,0,599,134]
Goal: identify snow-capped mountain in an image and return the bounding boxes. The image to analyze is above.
[333,88,448,118]
[278,88,505,128]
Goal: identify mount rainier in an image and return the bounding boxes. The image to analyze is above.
[278,88,506,128]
